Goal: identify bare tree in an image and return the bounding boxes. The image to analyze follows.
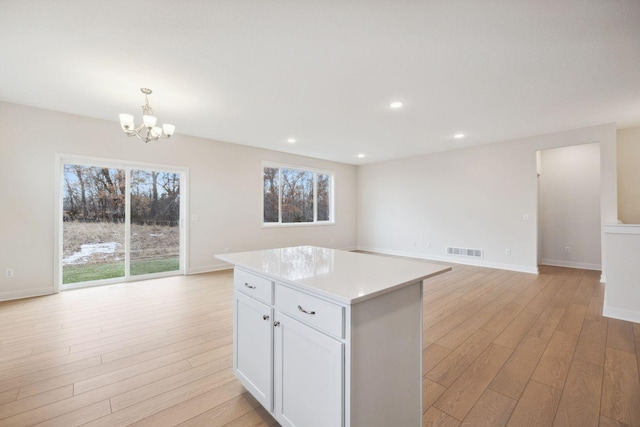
[73,165,89,219]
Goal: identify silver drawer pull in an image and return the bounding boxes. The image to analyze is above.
[263,314,270,320]
[297,305,316,315]
[244,282,256,289]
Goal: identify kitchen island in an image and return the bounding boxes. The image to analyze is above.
[216,246,451,427]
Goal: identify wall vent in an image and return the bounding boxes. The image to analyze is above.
[446,246,483,259]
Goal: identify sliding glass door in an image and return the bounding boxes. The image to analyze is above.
[62,165,126,284]
[130,169,181,276]
[58,157,187,289]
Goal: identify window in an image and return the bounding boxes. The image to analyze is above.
[263,164,334,225]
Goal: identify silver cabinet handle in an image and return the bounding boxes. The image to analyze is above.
[263,314,269,320]
[274,321,280,327]
[244,282,256,289]
[297,305,316,315]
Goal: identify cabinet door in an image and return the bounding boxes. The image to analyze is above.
[274,312,344,427]
[234,291,273,410]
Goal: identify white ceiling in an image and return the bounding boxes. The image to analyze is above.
[1,1,639,165]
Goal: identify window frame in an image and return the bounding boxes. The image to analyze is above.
[54,154,189,292]
[261,161,335,228]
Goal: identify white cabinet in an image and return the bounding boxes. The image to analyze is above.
[233,270,344,427]
[220,247,451,427]
[233,291,273,410]
[274,312,343,427]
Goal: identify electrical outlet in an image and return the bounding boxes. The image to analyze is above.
[224,248,230,254]
[5,268,14,278]
[523,214,529,221]
[425,241,431,248]
[505,249,511,256]
[565,246,571,254]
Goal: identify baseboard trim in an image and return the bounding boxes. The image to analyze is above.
[0,287,55,302]
[603,305,640,323]
[188,263,232,275]
[540,259,601,271]
[357,246,538,274]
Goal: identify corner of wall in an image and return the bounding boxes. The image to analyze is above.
[0,287,55,302]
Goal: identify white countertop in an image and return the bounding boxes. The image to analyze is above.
[216,246,451,304]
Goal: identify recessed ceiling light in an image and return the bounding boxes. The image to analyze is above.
[390,102,403,109]
[454,133,465,139]
[357,153,365,158]
[287,138,296,143]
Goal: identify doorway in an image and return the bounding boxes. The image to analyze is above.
[56,156,188,290]
[536,143,601,270]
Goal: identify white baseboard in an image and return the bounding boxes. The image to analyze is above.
[188,263,233,275]
[540,259,601,271]
[357,246,538,274]
[0,287,55,302]
[603,305,640,324]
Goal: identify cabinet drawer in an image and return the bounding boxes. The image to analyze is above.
[234,269,273,304]
[275,284,344,338]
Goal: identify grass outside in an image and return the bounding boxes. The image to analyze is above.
[63,261,124,284]
[63,257,179,284]
[63,221,180,284]
[131,257,180,276]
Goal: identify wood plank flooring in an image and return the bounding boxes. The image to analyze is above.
[0,257,638,426]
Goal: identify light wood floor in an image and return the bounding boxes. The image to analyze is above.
[0,260,638,426]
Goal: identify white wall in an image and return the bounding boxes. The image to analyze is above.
[617,126,640,224]
[0,102,358,301]
[539,143,601,270]
[357,124,617,274]
[603,224,640,323]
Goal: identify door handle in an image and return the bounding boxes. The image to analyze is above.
[298,305,316,315]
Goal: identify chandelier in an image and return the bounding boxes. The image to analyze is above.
[119,88,175,143]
